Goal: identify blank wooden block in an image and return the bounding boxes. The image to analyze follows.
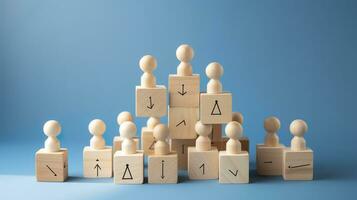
[35,148,68,182]
[283,149,313,180]
[212,137,249,152]
[187,147,219,180]
[170,139,195,170]
[211,124,222,142]
[141,127,156,155]
[83,146,112,178]
[256,144,285,176]
[168,107,199,139]
[200,93,232,124]
[219,151,249,184]
[113,151,144,184]
[113,136,140,156]
[168,74,200,107]
[135,85,167,117]
[148,153,178,184]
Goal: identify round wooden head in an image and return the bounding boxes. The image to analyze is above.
[264,116,281,133]
[153,124,169,141]
[120,121,137,139]
[225,121,243,140]
[176,44,194,63]
[88,119,106,136]
[147,117,160,130]
[290,119,308,137]
[195,121,212,137]
[206,62,223,80]
[43,120,61,137]
[117,111,133,125]
[139,55,157,73]
[232,112,244,124]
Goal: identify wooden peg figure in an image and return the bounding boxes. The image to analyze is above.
[148,124,178,183]
[83,119,112,178]
[176,44,194,76]
[140,55,157,88]
[232,112,244,125]
[35,120,68,182]
[114,121,144,184]
[117,111,133,125]
[283,119,313,180]
[113,111,139,156]
[219,121,249,183]
[188,121,219,180]
[141,117,160,155]
[206,62,223,94]
[256,116,285,176]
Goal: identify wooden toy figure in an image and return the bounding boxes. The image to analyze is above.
[256,116,285,176]
[113,111,139,157]
[219,121,249,183]
[148,124,178,184]
[283,119,313,180]
[135,55,167,117]
[114,121,144,184]
[83,119,112,178]
[35,120,68,182]
[200,62,232,124]
[188,121,219,179]
[141,117,160,155]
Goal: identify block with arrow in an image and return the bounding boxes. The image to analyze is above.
[168,107,199,139]
[135,86,167,117]
[168,75,200,107]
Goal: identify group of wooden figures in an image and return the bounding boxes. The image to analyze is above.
[35,44,313,184]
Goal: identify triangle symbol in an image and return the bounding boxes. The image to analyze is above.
[122,164,133,180]
[211,100,222,115]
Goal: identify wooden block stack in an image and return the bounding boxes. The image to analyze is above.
[168,44,199,169]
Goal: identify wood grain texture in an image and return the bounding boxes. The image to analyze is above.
[219,151,249,184]
[168,74,200,107]
[256,144,285,176]
[187,147,219,180]
[168,107,199,139]
[170,139,195,170]
[283,148,313,180]
[35,148,68,182]
[200,93,232,124]
[83,146,112,178]
[135,85,167,117]
[148,153,178,184]
[113,151,144,184]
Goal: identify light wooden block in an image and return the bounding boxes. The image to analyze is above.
[168,107,199,139]
[35,148,68,182]
[211,124,222,142]
[113,136,140,156]
[283,148,313,180]
[141,127,156,155]
[200,93,232,124]
[148,153,178,184]
[135,85,167,117]
[219,151,249,184]
[256,144,285,176]
[170,139,195,170]
[83,146,112,178]
[113,151,144,184]
[168,74,200,107]
[212,137,249,152]
[187,147,219,179]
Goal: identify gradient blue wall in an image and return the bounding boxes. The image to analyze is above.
[1,0,356,163]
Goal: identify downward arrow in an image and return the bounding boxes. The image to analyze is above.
[147,96,154,109]
[228,169,238,176]
[161,160,165,179]
[177,84,187,96]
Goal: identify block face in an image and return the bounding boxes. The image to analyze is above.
[148,153,178,184]
[170,139,195,170]
[219,151,249,184]
[188,147,219,180]
[113,136,139,156]
[35,148,68,182]
[113,151,144,184]
[168,107,199,139]
[283,149,313,180]
[168,74,200,107]
[141,127,156,155]
[200,93,232,124]
[256,144,285,176]
[135,85,167,117]
[83,146,112,178]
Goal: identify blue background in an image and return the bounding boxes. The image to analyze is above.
[1,0,356,199]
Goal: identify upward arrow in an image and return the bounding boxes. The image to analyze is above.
[177,84,187,96]
[147,96,154,109]
[94,163,101,177]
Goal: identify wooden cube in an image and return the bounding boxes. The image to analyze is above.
[170,139,195,170]
[83,146,112,178]
[113,136,140,156]
[35,148,68,182]
[148,153,178,184]
[187,147,219,179]
[212,137,249,152]
[283,149,313,180]
[168,74,200,107]
[256,144,285,176]
[219,151,249,184]
[141,127,156,155]
[200,93,232,124]
[135,85,167,117]
[168,107,199,139]
[211,124,222,142]
[113,151,144,184]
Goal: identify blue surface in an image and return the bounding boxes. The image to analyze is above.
[1,0,357,199]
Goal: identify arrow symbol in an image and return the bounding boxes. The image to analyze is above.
[147,96,154,109]
[177,84,187,96]
[199,163,205,175]
[94,159,101,176]
[288,164,310,169]
[161,160,165,179]
[46,165,57,176]
[175,120,186,127]
[228,169,239,176]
